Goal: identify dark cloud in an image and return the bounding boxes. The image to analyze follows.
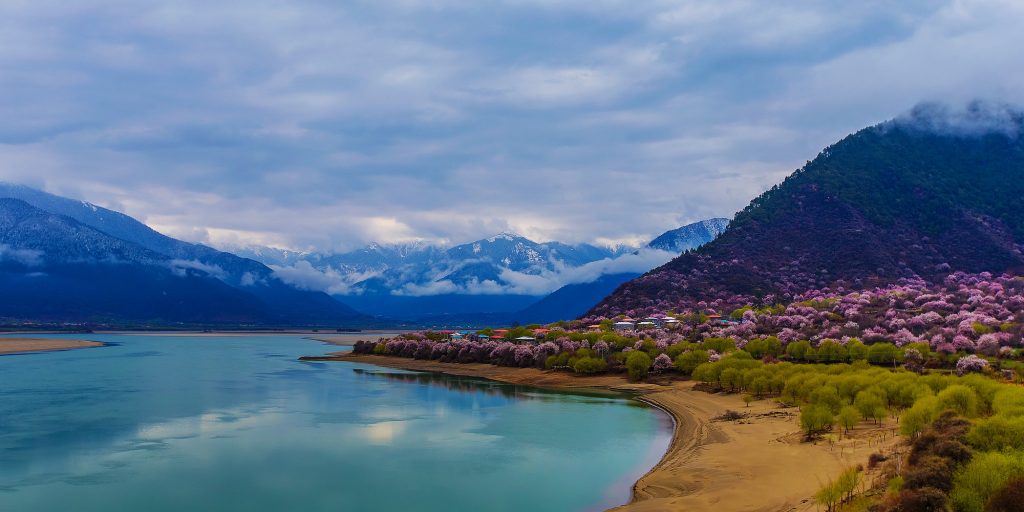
[0,0,1022,251]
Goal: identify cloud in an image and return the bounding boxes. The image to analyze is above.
[889,101,1023,137]
[281,247,678,297]
[0,244,44,266]
[490,248,678,295]
[270,261,380,295]
[0,1,1022,252]
[168,259,227,279]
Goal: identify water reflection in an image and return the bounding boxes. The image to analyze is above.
[0,334,671,512]
[354,368,635,404]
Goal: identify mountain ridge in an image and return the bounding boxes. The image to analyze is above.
[589,104,1024,318]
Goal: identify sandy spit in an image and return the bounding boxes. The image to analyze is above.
[312,352,898,512]
[0,338,104,355]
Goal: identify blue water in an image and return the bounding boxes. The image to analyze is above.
[0,334,671,511]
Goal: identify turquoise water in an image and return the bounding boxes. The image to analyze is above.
[0,334,671,512]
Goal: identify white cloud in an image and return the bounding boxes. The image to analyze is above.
[271,261,381,295]
[0,244,43,266]
[0,0,1020,253]
[168,259,227,279]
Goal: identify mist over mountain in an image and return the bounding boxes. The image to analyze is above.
[239,222,723,321]
[590,102,1024,318]
[0,185,367,327]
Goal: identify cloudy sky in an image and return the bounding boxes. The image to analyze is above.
[1,0,1022,253]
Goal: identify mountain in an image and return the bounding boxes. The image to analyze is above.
[239,222,723,321]
[0,186,367,326]
[512,272,641,325]
[590,103,1024,318]
[0,198,273,324]
[647,218,729,253]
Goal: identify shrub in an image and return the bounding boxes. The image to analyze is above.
[868,452,888,469]
[903,456,955,492]
[985,477,1024,512]
[893,487,948,512]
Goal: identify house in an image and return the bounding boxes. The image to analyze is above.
[613,321,635,331]
[515,336,537,343]
[532,328,551,336]
[637,321,656,329]
[450,333,464,341]
[643,317,665,328]
[587,324,602,332]
[664,318,681,328]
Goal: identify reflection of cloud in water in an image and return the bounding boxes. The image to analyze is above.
[362,421,406,445]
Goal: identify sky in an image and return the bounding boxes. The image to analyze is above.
[1,0,1023,253]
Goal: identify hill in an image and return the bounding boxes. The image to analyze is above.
[590,103,1024,317]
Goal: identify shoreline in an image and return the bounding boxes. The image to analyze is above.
[0,338,104,355]
[313,352,899,512]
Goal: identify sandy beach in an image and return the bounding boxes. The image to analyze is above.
[317,352,899,512]
[0,338,104,355]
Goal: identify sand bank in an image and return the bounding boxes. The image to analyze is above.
[0,338,103,355]
[314,353,898,512]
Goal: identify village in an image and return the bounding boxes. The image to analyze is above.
[434,312,741,343]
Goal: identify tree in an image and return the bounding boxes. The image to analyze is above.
[800,404,834,438]
[652,353,673,373]
[786,340,813,361]
[626,351,652,382]
[674,350,709,375]
[854,390,888,425]
[901,397,939,437]
[867,342,900,366]
[743,394,754,407]
[572,357,608,374]
[937,384,979,418]
[838,405,860,435]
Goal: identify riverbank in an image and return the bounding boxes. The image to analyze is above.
[318,352,899,512]
[0,338,104,355]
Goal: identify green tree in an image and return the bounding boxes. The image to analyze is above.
[867,342,900,366]
[847,338,868,360]
[786,340,813,361]
[900,396,938,437]
[937,384,980,418]
[674,350,710,375]
[854,390,888,425]
[838,405,861,434]
[625,351,652,382]
[800,404,835,438]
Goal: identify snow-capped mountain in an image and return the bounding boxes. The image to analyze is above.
[0,185,367,326]
[251,222,725,319]
[647,218,730,253]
